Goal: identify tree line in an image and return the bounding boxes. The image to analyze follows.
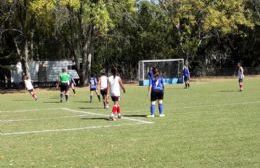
[0,0,259,85]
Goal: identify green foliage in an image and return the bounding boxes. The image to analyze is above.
[0,0,259,79]
[203,0,254,35]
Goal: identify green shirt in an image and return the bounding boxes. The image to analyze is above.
[60,72,70,83]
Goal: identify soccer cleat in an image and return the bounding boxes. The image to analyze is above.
[147,114,155,118]
[112,117,117,121]
[118,113,122,119]
[159,114,165,117]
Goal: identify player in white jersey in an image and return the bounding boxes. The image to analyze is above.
[98,71,109,109]
[107,67,126,121]
[23,75,38,101]
[237,63,244,91]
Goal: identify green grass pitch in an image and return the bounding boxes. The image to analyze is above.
[0,77,259,168]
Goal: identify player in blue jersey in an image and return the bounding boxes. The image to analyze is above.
[183,65,190,89]
[147,67,165,117]
[147,67,155,79]
[89,74,101,103]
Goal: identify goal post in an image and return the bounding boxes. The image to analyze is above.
[138,58,184,86]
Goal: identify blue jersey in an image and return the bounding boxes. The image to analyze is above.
[149,76,164,91]
[89,77,97,89]
[183,67,190,77]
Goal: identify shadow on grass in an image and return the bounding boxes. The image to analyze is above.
[73,101,90,103]
[123,114,147,118]
[80,117,109,121]
[218,90,238,93]
[79,107,104,110]
[43,101,61,104]
[13,99,32,102]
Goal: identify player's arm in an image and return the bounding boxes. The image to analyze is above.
[119,78,126,93]
[98,77,101,90]
[161,78,165,90]
[148,78,152,97]
[107,79,110,96]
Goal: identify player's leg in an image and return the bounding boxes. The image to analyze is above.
[101,90,107,108]
[95,90,101,102]
[187,77,190,88]
[71,84,76,95]
[239,79,243,91]
[147,91,156,118]
[158,91,165,117]
[90,90,93,103]
[184,77,187,88]
[116,97,122,119]
[60,84,65,102]
[105,90,109,109]
[31,89,38,101]
[65,84,69,102]
[100,90,105,108]
[110,97,118,121]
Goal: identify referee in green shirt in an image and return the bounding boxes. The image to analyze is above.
[58,68,71,102]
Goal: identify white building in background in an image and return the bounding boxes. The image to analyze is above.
[11,60,79,84]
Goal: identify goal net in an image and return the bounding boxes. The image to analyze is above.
[138,59,184,86]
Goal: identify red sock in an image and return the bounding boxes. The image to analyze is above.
[112,105,117,114]
[117,105,120,113]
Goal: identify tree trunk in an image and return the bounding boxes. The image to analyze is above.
[21,40,30,78]
[79,25,94,85]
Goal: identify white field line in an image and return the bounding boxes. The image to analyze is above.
[62,108,154,124]
[0,114,87,123]
[182,100,260,109]
[0,107,62,113]
[0,123,143,136]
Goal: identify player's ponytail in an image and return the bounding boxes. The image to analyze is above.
[111,67,117,79]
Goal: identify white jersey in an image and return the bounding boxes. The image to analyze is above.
[238,67,244,79]
[108,76,121,97]
[24,79,34,90]
[100,75,108,90]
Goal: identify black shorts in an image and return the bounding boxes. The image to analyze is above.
[100,89,108,97]
[151,90,164,101]
[90,88,96,91]
[184,76,190,82]
[60,83,69,92]
[27,89,33,93]
[238,78,243,83]
[111,96,120,102]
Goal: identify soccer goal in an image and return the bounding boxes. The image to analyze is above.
[138,59,184,86]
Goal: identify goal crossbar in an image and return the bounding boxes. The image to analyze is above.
[138,58,184,86]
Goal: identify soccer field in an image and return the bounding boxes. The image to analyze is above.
[0,77,259,168]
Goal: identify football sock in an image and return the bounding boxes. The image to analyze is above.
[117,105,120,113]
[150,104,155,115]
[98,95,101,102]
[65,95,68,101]
[112,105,117,114]
[159,103,163,114]
[90,95,92,102]
[60,94,63,101]
[72,89,76,94]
